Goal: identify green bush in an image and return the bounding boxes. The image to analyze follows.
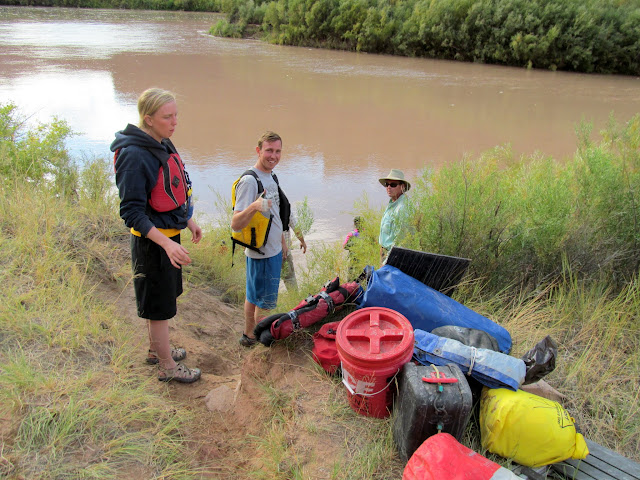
[398,115,640,292]
[571,117,640,280]
[210,17,244,37]
[0,103,77,197]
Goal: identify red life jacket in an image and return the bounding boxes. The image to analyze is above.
[148,152,188,212]
[114,147,189,213]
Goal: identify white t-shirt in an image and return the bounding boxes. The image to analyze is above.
[233,168,283,259]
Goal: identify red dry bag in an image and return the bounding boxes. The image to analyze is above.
[311,321,341,374]
[403,433,519,480]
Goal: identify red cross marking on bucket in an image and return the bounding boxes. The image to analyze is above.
[343,310,408,354]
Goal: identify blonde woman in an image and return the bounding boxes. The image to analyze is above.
[111,88,202,383]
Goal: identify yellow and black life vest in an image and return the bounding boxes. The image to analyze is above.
[231,170,290,261]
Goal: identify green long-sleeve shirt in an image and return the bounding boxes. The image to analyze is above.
[379,194,408,249]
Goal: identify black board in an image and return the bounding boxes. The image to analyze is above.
[385,247,471,296]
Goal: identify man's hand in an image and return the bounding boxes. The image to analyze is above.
[293,227,307,254]
[231,193,271,232]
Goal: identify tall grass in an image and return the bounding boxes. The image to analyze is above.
[0,187,208,478]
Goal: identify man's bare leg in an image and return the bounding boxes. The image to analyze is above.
[244,299,258,338]
[255,306,272,326]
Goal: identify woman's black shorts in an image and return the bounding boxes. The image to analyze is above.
[131,233,183,320]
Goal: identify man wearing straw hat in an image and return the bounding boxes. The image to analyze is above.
[378,169,411,263]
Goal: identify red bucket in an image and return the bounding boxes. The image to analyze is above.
[336,307,414,418]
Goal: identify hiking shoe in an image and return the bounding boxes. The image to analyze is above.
[239,334,258,347]
[146,347,187,365]
[157,363,201,383]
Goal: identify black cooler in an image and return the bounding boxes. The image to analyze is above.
[393,362,473,461]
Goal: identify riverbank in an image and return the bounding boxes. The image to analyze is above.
[3,170,640,479]
[0,165,404,478]
[2,106,640,478]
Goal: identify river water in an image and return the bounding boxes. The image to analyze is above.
[1,6,639,243]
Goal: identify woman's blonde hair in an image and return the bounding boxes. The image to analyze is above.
[137,88,176,129]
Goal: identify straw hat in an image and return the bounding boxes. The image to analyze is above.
[378,169,411,191]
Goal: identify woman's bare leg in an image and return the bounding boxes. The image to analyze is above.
[147,319,177,370]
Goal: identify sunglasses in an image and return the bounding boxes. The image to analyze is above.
[384,182,400,188]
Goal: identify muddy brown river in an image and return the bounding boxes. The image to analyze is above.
[1,6,639,242]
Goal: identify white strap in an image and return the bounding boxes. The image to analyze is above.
[341,363,398,397]
[468,347,477,375]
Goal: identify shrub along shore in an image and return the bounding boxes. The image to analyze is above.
[211,0,640,75]
[1,103,639,477]
[2,0,639,74]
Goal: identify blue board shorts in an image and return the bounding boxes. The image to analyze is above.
[246,251,283,310]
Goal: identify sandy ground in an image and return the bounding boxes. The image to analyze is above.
[99,265,374,479]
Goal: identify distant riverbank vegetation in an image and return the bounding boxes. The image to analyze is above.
[209,0,640,75]
[0,0,221,11]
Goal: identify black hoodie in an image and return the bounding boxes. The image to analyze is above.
[111,124,190,236]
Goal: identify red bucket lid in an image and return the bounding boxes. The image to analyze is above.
[336,307,414,365]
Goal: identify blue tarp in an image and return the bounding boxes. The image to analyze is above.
[356,265,512,353]
[413,329,525,391]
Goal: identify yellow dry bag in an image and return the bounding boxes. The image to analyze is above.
[480,387,589,467]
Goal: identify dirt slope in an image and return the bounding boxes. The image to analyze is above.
[99,271,392,479]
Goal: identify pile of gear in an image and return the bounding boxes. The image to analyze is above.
[254,247,590,479]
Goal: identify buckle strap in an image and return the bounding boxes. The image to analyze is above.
[287,310,301,330]
[318,291,335,314]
